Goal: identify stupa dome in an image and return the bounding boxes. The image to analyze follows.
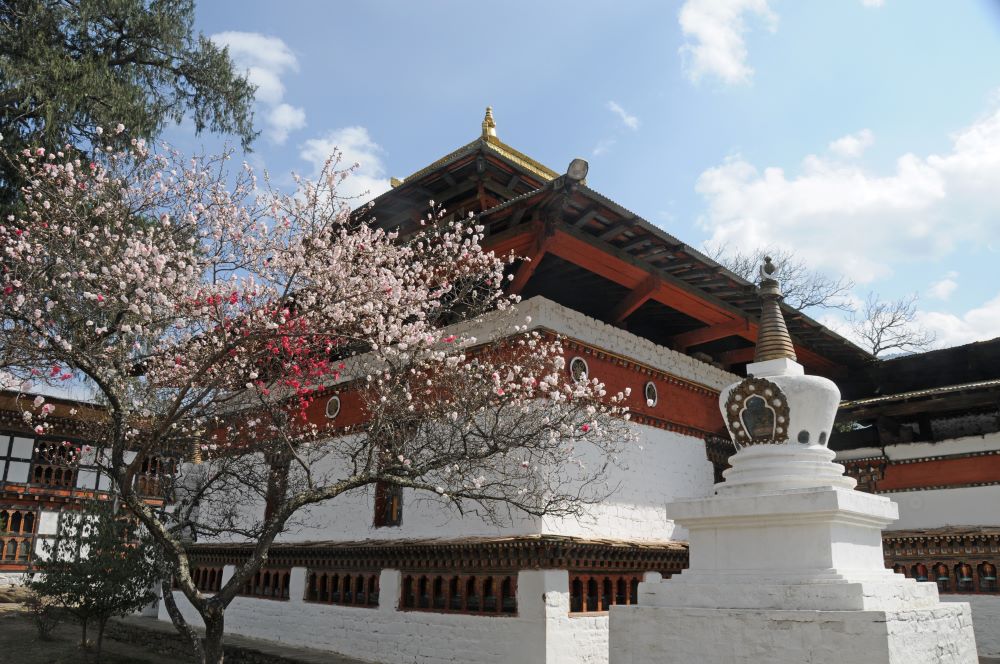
[718,258,841,450]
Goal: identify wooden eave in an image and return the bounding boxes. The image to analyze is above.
[474,188,869,376]
[836,379,1000,422]
[360,133,872,377]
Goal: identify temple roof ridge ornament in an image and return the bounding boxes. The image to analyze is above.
[754,256,797,364]
[482,106,497,138]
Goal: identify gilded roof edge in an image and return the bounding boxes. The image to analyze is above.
[400,135,559,186]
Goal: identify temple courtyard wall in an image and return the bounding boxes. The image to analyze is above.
[158,568,1000,662]
[160,568,634,664]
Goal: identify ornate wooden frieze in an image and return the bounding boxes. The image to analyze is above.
[841,456,887,493]
[883,529,1000,595]
[187,535,689,575]
[704,435,735,484]
[883,529,1000,559]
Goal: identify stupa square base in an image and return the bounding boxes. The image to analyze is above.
[609,603,977,664]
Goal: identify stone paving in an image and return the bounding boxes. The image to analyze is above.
[115,614,370,663]
[120,612,1000,664]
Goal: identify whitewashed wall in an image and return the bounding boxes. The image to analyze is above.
[539,425,713,542]
[32,508,60,559]
[834,431,1000,531]
[159,568,612,664]
[887,485,1000,531]
[189,295,729,546]
[232,421,715,545]
[947,595,1000,657]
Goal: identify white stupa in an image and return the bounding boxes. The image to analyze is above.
[609,258,978,664]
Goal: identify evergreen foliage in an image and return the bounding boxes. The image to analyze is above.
[0,0,257,203]
[30,500,160,661]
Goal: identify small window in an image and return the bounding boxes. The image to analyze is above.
[374,481,403,527]
[325,396,341,420]
[569,357,588,382]
[644,382,658,407]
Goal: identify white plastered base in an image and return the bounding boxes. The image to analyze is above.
[609,603,977,664]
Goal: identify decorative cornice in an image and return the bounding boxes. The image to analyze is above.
[883,528,1000,561]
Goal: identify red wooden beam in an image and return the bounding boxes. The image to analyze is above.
[547,230,734,325]
[485,225,841,375]
[611,275,659,323]
[878,455,1000,492]
[483,223,541,259]
[669,320,753,350]
[507,233,552,295]
[719,347,756,366]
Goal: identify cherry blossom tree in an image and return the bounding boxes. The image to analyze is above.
[0,133,631,664]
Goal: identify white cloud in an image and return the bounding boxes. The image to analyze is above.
[678,0,777,85]
[299,126,391,204]
[927,272,959,301]
[829,129,874,158]
[696,103,1000,283]
[607,101,639,130]
[593,138,617,157]
[862,0,885,7]
[917,291,1000,347]
[267,104,307,145]
[212,31,306,144]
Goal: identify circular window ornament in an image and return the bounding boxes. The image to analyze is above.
[644,381,658,407]
[569,357,589,383]
[325,395,341,420]
[723,377,790,448]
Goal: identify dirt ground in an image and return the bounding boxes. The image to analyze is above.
[0,603,192,664]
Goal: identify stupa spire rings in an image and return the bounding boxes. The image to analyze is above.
[754,256,797,363]
[482,106,497,138]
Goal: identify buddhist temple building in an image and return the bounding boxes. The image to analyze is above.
[832,336,1000,658]
[2,109,997,662]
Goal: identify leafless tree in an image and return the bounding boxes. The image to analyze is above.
[712,246,937,358]
[849,292,936,357]
[710,245,855,311]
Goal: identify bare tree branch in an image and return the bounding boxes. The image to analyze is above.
[849,292,935,357]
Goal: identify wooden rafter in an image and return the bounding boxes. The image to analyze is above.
[611,275,660,324]
[507,229,552,295]
[718,347,756,366]
[669,320,753,350]
[573,207,600,228]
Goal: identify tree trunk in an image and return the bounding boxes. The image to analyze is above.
[201,611,226,664]
[80,616,88,650]
[95,616,108,663]
[161,579,204,661]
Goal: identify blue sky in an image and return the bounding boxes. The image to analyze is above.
[167,0,1000,350]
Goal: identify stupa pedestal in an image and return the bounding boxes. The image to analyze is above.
[608,260,978,664]
[609,449,977,663]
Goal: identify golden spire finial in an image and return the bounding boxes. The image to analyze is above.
[754,256,797,363]
[482,106,497,138]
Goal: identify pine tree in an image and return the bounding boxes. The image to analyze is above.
[0,0,257,204]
